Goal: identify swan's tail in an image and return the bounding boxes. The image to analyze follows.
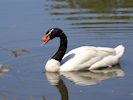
[115,45,125,58]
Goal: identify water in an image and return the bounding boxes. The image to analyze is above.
[0,0,133,100]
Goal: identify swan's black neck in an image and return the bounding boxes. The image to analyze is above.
[52,32,67,62]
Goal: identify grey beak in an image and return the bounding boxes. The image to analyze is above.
[41,42,46,47]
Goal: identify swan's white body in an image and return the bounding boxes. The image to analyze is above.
[45,45,125,72]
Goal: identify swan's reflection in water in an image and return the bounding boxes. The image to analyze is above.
[61,65,124,86]
[45,72,68,100]
[45,65,124,100]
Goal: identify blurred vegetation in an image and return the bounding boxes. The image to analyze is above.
[48,0,133,12]
[47,0,133,29]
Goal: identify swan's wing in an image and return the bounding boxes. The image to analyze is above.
[61,46,100,71]
[62,46,97,64]
[97,47,115,52]
[89,55,119,70]
[97,45,125,58]
[97,47,116,56]
[60,46,119,71]
[88,47,121,70]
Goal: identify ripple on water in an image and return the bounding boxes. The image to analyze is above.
[46,0,133,39]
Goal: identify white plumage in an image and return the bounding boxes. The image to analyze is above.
[45,45,125,72]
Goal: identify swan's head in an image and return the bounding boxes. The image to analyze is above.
[41,28,63,46]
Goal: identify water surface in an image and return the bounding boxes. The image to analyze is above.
[0,0,133,100]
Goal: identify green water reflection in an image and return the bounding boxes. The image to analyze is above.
[46,0,133,31]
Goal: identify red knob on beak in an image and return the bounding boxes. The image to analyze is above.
[41,34,50,46]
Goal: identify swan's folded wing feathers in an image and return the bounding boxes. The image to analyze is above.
[61,46,122,71]
[76,56,102,70]
[97,47,116,54]
[61,47,98,71]
[89,55,119,70]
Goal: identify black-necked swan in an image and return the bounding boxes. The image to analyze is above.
[41,28,125,72]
